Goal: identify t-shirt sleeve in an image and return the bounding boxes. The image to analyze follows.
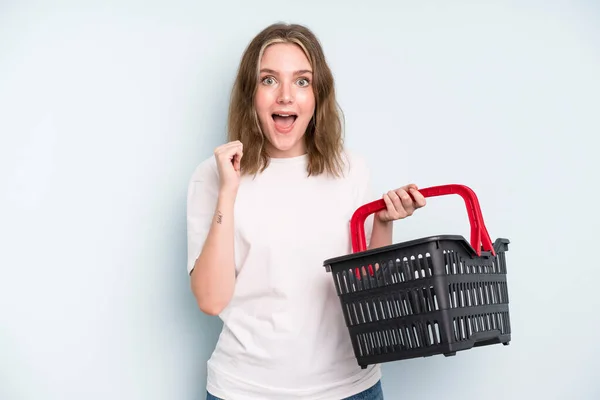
[360,164,376,248]
[351,151,377,248]
[186,159,219,275]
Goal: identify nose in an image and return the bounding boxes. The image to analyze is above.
[277,83,293,104]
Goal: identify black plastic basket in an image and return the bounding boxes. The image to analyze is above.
[323,184,511,369]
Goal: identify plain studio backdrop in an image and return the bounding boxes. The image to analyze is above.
[1,1,599,399]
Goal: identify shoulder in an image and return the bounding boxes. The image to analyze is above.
[187,156,220,212]
[340,147,371,178]
[188,155,218,184]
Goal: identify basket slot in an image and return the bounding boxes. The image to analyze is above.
[333,252,435,296]
[362,267,373,290]
[497,283,503,303]
[334,271,343,295]
[499,253,506,273]
[344,284,441,327]
[429,321,441,345]
[473,283,480,305]
[482,283,489,304]
[422,286,436,313]
[393,296,403,318]
[361,300,371,323]
[390,259,401,283]
[357,302,366,324]
[337,270,346,295]
[452,311,511,342]
[448,281,509,309]
[476,283,483,305]
[490,283,497,304]
[484,283,491,305]
[444,250,463,275]
[444,248,508,276]
[374,261,389,286]
[388,260,399,284]
[392,253,434,282]
[355,320,442,357]
[505,311,511,333]
[405,258,417,280]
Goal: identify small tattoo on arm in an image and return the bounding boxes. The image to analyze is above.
[216,211,223,224]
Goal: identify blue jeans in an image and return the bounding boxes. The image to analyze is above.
[206,380,384,400]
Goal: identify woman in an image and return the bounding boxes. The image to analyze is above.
[187,22,426,400]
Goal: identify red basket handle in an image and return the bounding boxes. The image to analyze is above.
[350,184,495,256]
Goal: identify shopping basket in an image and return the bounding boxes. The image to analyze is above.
[323,184,511,369]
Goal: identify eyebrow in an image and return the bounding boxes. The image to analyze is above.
[259,68,313,75]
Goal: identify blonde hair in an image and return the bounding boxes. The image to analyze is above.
[227,23,345,177]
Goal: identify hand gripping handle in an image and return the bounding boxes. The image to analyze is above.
[350,184,494,256]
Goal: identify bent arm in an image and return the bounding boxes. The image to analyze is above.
[190,192,237,315]
[368,218,393,250]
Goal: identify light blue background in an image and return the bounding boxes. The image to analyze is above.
[1,1,599,399]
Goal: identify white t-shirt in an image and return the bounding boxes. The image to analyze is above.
[186,149,381,399]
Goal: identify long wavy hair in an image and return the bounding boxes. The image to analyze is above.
[227,23,345,177]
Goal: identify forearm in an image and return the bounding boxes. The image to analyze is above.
[368,218,393,250]
[190,192,237,315]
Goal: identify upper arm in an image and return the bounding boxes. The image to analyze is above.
[186,159,219,275]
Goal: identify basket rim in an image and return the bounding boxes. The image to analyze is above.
[323,234,474,267]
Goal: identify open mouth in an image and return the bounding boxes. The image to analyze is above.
[272,113,297,133]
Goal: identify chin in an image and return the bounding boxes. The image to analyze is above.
[264,121,309,157]
[267,135,306,157]
[267,138,305,157]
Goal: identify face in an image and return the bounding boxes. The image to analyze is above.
[255,42,315,158]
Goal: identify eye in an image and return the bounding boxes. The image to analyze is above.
[297,78,310,87]
[261,76,276,85]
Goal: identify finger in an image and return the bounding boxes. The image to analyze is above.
[409,187,426,208]
[215,141,243,154]
[387,190,402,212]
[384,192,405,219]
[395,188,414,215]
[215,143,243,172]
[227,140,243,150]
[217,144,243,159]
[380,193,394,220]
